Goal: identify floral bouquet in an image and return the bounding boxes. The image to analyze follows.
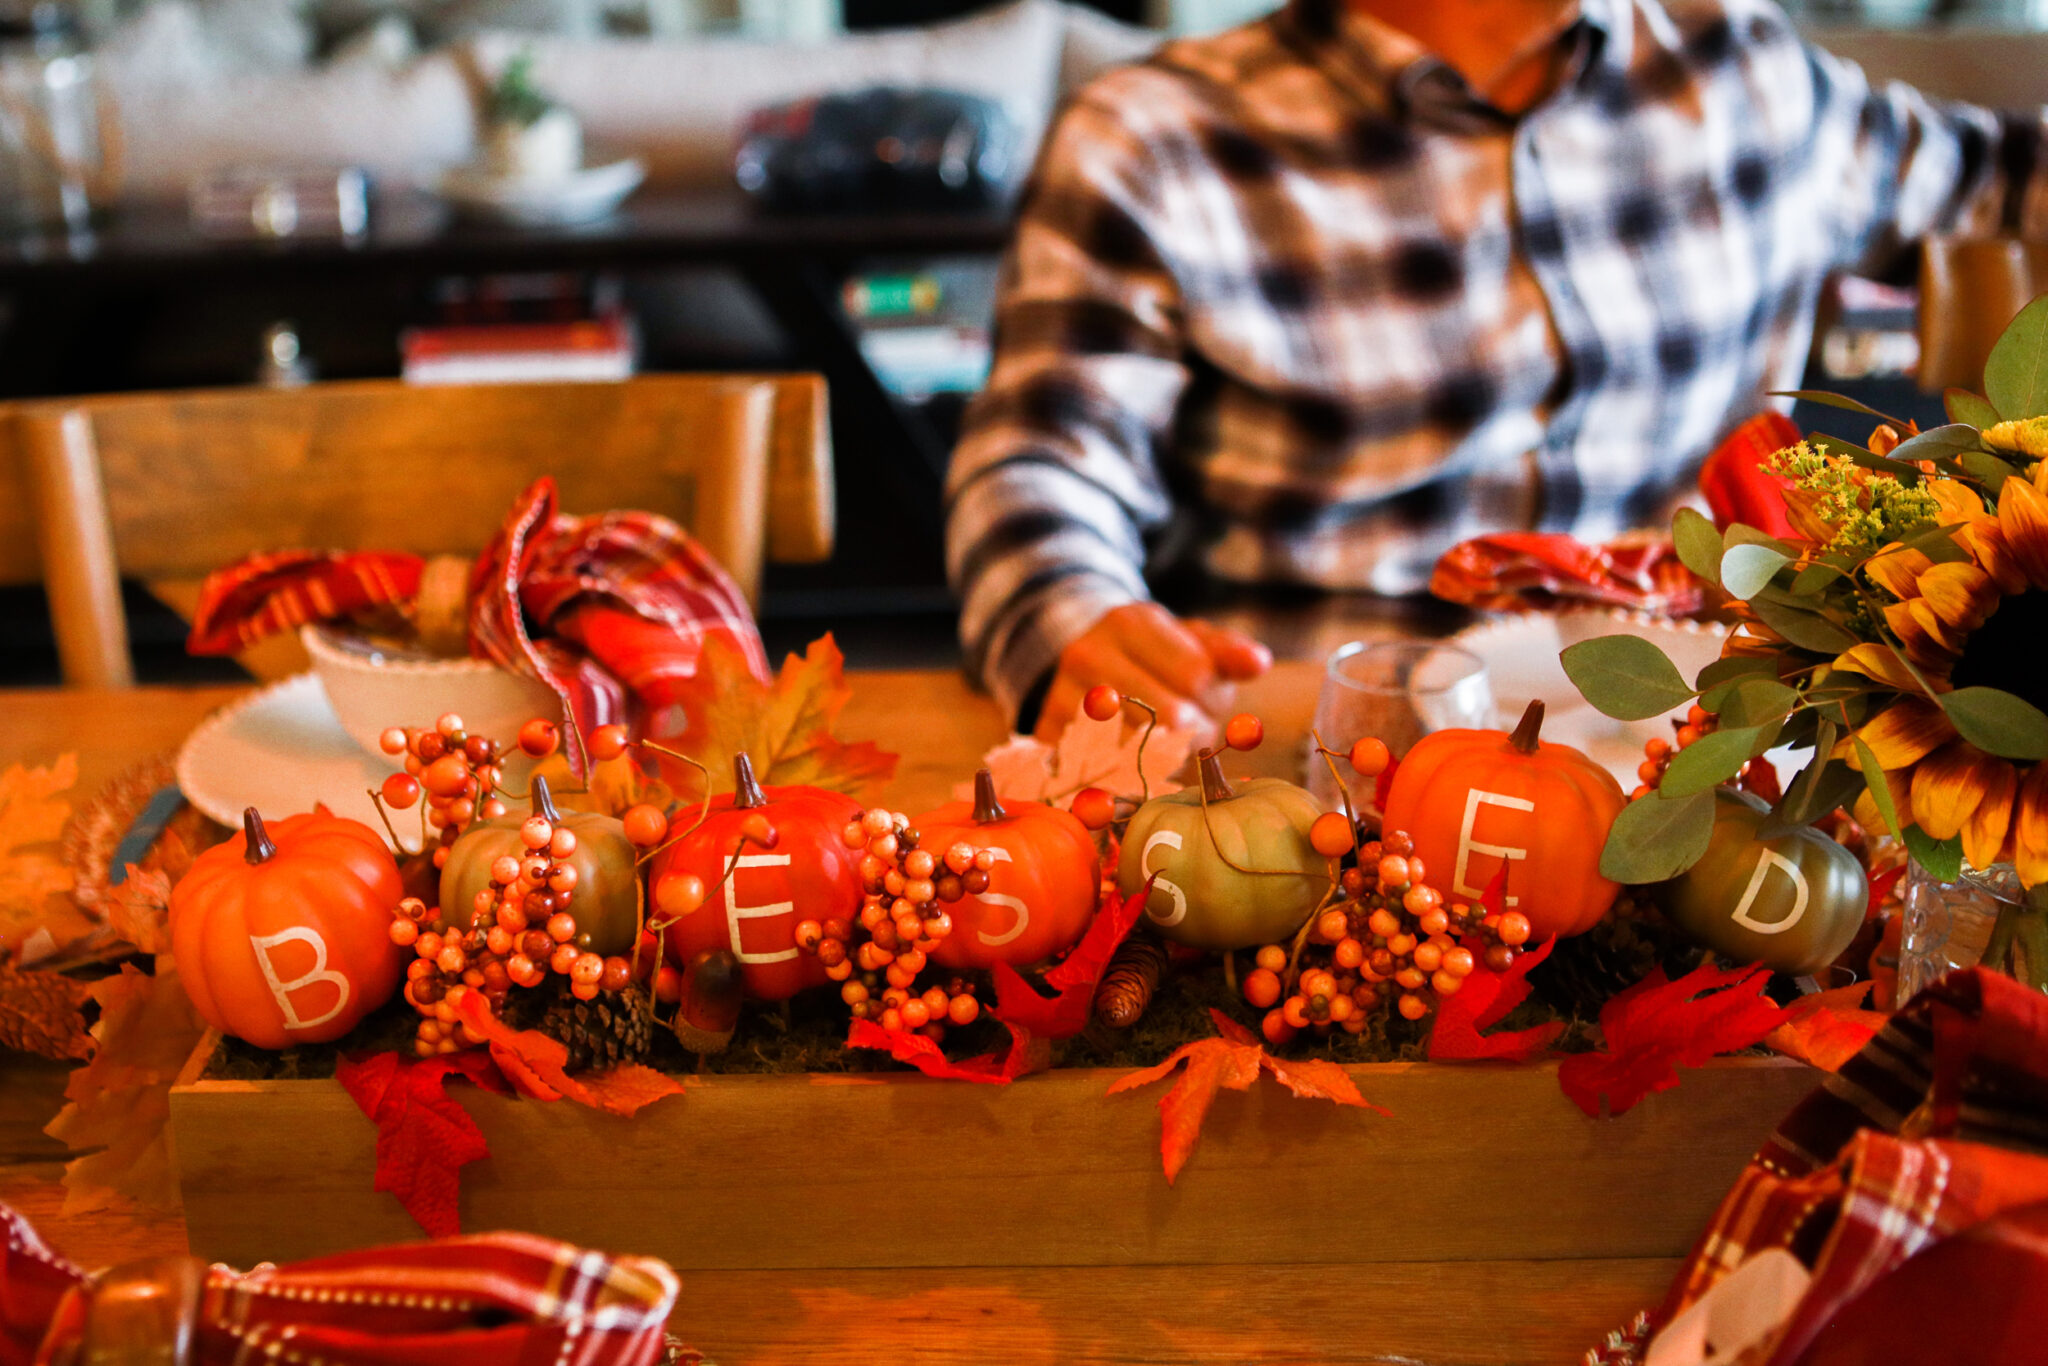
[1568,297,2048,989]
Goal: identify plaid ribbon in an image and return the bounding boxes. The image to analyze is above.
[1428,533,1704,614]
[1635,969,2048,1365]
[1,1210,681,1366]
[187,477,768,771]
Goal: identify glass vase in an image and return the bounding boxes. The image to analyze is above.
[1898,861,2048,999]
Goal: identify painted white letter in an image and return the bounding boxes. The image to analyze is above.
[1730,850,1808,935]
[248,928,349,1031]
[726,854,798,963]
[1141,830,1188,927]
[1452,789,1535,906]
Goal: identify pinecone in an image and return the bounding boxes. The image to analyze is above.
[1528,895,1677,1020]
[515,977,655,1072]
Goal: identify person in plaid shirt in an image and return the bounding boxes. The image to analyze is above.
[946,0,2048,736]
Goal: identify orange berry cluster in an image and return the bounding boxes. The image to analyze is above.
[376,712,519,858]
[1241,829,1530,1044]
[391,798,636,1056]
[1631,704,1720,800]
[791,808,991,1041]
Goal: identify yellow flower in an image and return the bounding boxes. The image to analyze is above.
[1984,416,2048,460]
[1831,474,2048,879]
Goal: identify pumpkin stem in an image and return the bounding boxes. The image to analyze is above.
[1198,750,1237,802]
[1508,700,1547,755]
[972,769,1008,824]
[242,808,276,865]
[531,775,563,825]
[732,754,769,810]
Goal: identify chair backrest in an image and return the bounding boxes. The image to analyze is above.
[2,375,833,688]
[1918,236,2048,394]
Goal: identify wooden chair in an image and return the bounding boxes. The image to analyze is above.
[0,375,833,689]
[1917,236,2048,393]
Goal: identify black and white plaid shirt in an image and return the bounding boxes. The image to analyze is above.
[945,0,2048,724]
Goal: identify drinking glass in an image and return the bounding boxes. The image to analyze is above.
[1306,640,1493,813]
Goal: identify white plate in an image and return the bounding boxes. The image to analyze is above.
[1450,609,1731,788]
[176,674,422,851]
[439,158,645,227]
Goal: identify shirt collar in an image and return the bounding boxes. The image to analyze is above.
[1274,0,1625,126]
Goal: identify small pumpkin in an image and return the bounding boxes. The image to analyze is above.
[439,776,640,957]
[1652,788,1869,976]
[169,808,405,1048]
[917,770,1100,969]
[1381,700,1625,939]
[648,754,863,1001]
[1115,751,1325,951]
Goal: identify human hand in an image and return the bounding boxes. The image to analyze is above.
[1034,602,1272,741]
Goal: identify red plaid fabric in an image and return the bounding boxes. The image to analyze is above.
[1428,533,1705,615]
[1698,411,1802,538]
[186,477,768,771]
[1639,969,2048,1365]
[188,551,425,655]
[1,1207,679,1366]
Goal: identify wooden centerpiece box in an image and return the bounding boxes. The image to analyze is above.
[167,1046,1814,1361]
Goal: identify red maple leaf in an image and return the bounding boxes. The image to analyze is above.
[1428,936,1564,1061]
[1108,1009,1385,1183]
[1558,962,1793,1118]
[989,879,1150,1040]
[845,1016,1046,1083]
[1868,864,1905,918]
[1374,753,1400,812]
[1764,981,1887,1072]
[335,1049,509,1237]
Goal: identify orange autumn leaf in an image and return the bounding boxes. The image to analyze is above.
[105,865,174,956]
[577,1063,690,1117]
[650,633,897,801]
[1765,981,1888,1072]
[453,990,683,1118]
[1109,1009,1385,1183]
[0,960,92,1059]
[0,754,78,947]
[45,964,207,1212]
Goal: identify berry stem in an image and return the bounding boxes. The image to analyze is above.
[1126,696,1159,805]
[364,788,411,854]
[1310,728,1360,839]
[242,808,276,865]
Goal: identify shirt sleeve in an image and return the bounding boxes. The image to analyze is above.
[945,88,1190,727]
[1806,38,2048,278]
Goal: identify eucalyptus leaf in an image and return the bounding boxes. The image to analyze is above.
[1599,788,1717,883]
[1945,388,2002,429]
[1888,424,1985,462]
[1672,506,1724,585]
[1716,678,1798,729]
[1984,294,2048,419]
[1725,524,1798,554]
[1775,706,1822,750]
[1695,655,1774,691]
[1960,451,2019,496]
[1792,561,1847,595]
[1853,736,1901,835]
[1938,686,2048,761]
[1764,760,1863,835]
[1751,595,1862,653]
[1903,825,1964,884]
[1772,389,1914,428]
[1659,723,1777,797]
[1720,543,1792,600]
[1560,636,1696,721]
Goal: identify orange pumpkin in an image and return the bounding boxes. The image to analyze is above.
[1380,701,1626,940]
[648,755,863,1001]
[918,771,1100,969]
[169,808,406,1048]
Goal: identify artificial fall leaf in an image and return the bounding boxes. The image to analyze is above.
[845,1016,1046,1083]
[577,1063,690,1118]
[1373,753,1399,813]
[452,990,683,1117]
[0,960,92,1060]
[1765,981,1887,1072]
[1428,936,1564,1062]
[650,634,897,801]
[45,964,207,1213]
[1558,962,1793,1118]
[104,865,173,957]
[336,1049,506,1237]
[1108,1009,1384,1183]
[972,711,1194,806]
[0,754,78,944]
[534,751,678,822]
[990,879,1150,1040]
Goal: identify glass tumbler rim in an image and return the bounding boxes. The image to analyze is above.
[1322,638,1487,698]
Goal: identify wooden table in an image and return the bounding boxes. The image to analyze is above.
[0,666,1775,1364]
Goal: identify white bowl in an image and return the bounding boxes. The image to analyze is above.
[301,624,562,763]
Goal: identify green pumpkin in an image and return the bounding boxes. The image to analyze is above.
[438,776,642,956]
[1115,752,1327,951]
[1652,789,1868,976]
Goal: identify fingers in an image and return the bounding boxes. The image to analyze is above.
[1113,603,1217,699]
[1185,618,1274,681]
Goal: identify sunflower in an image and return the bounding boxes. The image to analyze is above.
[1831,464,2048,886]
